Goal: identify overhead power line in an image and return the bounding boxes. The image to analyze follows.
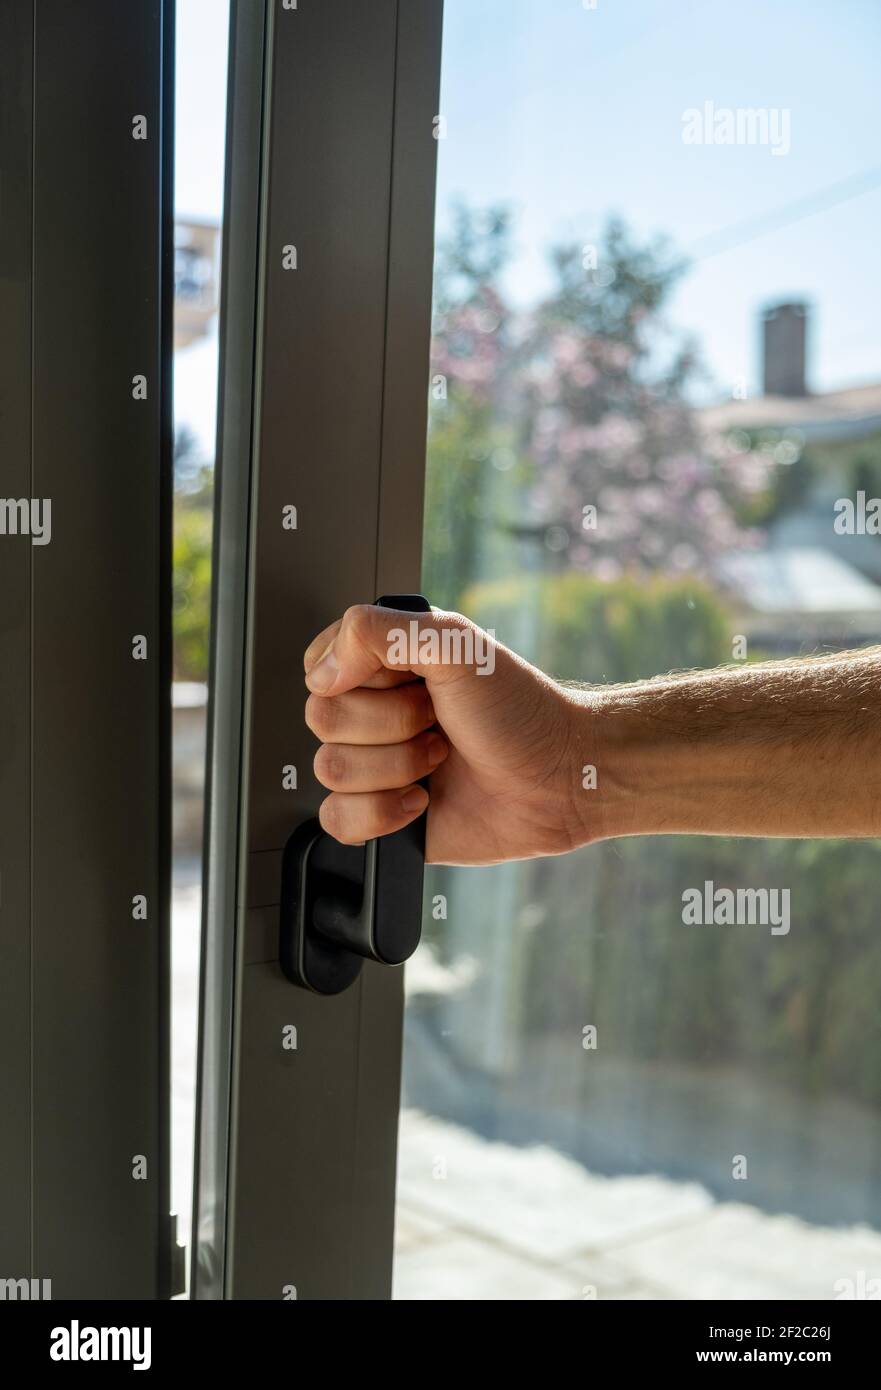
[685,166,881,264]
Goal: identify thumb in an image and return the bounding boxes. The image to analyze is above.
[304,604,494,696]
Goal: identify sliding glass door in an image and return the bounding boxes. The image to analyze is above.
[193,0,881,1303]
[394,0,881,1301]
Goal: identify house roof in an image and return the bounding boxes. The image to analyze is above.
[717,546,881,615]
[701,380,881,442]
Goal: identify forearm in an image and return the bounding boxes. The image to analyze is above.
[566,647,881,843]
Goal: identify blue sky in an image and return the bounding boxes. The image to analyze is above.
[435,0,881,398]
[174,0,229,454]
[174,0,881,451]
[175,0,229,225]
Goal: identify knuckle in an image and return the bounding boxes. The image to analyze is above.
[305,693,338,740]
[318,795,347,842]
[314,744,347,790]
[342,603,373,640]
[373,797,402,837]
[408,739,429,778]
[409,683,434,729]
[304,693,322,734]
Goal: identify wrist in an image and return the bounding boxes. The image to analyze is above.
[553,685,623,848]
[561,683,709,845]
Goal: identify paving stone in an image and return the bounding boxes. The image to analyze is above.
[605,1204,881,1301]
[397,1110,712,1262]
[394,1234,580,1301]
[396,1112,881,1300]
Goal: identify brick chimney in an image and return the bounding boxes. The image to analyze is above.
[762,301,809,397]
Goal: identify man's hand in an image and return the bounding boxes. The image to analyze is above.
[306,609,881,859]
[304,605,586,865]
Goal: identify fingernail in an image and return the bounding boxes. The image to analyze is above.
[426,733,448,767]
[401,786,429,815]
[305,642,339,692]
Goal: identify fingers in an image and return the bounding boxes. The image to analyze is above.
[303,618,343,672]
[302,605,486,848]
[318,785,430,845]
[305,682,436,746]
[305,620,410,690]
[310,695,447,846]
[304,603,482,696]
[314,730,448,794]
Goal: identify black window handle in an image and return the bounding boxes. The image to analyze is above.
[279,595,431,994]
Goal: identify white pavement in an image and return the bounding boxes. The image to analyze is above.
[394,1110,881,1300]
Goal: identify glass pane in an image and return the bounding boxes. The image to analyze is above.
[397,0,881,1300]
[171,0,230,1293]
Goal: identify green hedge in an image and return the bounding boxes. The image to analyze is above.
[461,569,732,681]
[173,503,212,682]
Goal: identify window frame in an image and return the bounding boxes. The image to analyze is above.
[192,0,443,1300]
[0,0,178,1299]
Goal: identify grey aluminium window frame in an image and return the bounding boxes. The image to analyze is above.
[193,0,443,1299]
[0,0,179,1298]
